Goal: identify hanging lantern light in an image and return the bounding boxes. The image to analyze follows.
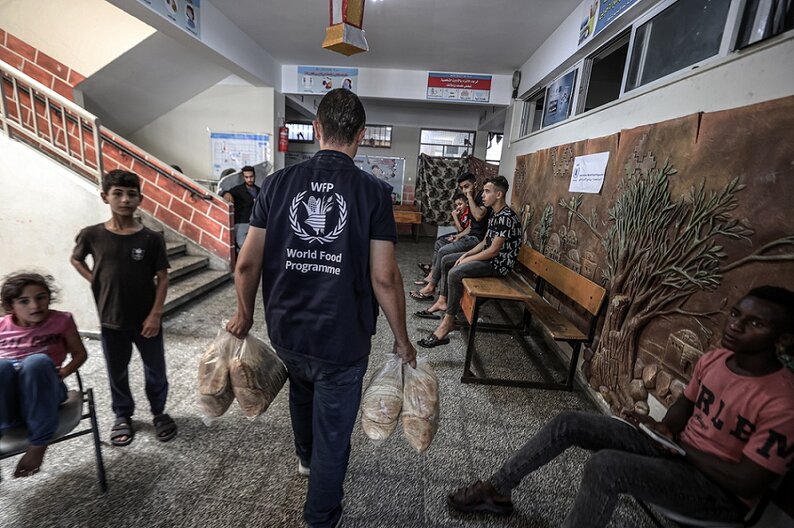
[322,0,369,56]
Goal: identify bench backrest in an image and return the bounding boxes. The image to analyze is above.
[518,246,606,316]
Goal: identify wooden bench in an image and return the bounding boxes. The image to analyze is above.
[393,208,422,242]
[460,246,606,390]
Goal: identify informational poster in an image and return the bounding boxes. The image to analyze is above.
[137,0,201,39]
[354,155,405,204]
[569,152,609,193]
[578,0,641,46]
[426,73,491,103]
[543,70,577,128]
[298,67,358,93]
[285,151,315,167]
[210,132,271,177]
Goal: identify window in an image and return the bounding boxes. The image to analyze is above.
[736,0,794,49]
[360,125,393,148]
[419,129,475,158]
[485,132,503,165]
[519,90,545,137]
[580,32,630,112]
[286,121,314,143]
[625,0,732,91]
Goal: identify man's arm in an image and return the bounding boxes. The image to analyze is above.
[460,237,504,265]
[142,269,168,338]
[370,240,417,368]
[465,188,488,221]
[70,256,93,283]
[683,448,779,499]
[223,191,234,204]
[452,211,463,233]
[451,225,471,241]
[661,395,694,435]
[226,226,266,338]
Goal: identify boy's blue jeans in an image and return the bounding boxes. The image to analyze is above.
[0,354,67,445]
[278,350,369,528]
[489,411,747,528]
[101,326,169,418]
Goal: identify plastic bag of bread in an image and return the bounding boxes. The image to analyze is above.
[361,356,403,442]
[229,334,288,419]
[402,357,439,453]
[198,328,240,424]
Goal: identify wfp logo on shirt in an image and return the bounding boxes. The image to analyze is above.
[288,183,348,245]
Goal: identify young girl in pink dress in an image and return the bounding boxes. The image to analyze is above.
[0,272,87,477]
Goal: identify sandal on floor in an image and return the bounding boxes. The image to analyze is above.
[417,334,450,348]
[153,413,177,442]
[413,279,429,286]
[111,417,134,447]
[409,290,435,301]
[414,309,441,320]
[416,263,431,274]
[447,480,514,516]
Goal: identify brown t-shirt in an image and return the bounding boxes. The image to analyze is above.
[73,224,169,330]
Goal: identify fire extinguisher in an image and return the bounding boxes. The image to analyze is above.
[278,125,289,153]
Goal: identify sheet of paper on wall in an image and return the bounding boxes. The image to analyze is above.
[569,152,609,194]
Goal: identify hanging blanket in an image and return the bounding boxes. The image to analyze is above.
[416,154,469,225]
[467,156,499,186]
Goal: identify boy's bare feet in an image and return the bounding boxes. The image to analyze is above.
[14,445,48,478]
[418,282,436,296]
[427,299,448,313]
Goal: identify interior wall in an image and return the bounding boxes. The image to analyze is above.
[0,0,154,77]
[129,82,275,183]
[0,133,106,332]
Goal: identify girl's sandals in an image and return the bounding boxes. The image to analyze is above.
[111,417,134,447]
[409,291,435,301]
[153,413,177,442]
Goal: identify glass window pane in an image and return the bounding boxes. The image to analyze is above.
[626,0,732,90]
[420,144,445,157]
[584,35,630,112]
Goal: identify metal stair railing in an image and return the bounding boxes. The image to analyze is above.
[0,58,103,182]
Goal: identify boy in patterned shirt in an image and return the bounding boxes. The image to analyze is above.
[418,176,522,347]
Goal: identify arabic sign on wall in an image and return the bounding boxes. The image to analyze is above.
[298,66,358,93]
[569,152,609,193]
[578,0,641,46]
[138,0,201,39]
[210,132,271,177]
[426,72,491,103]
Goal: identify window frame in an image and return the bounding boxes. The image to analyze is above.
[577,30,631,115]
[359,124,393,148]
[419,128,476,159]
[518,88,547,139]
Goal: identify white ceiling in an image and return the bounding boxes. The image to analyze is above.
[211,0,582,75]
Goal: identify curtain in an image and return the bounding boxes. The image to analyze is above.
[467,155,499,186]
[416,154,469,225]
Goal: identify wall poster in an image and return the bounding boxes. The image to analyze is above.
[137,0,201,39]
[578,0,641,46]
[426,72,492,103]
[354,155,406,204]
[569,152,609,193]
[298,66,358,93]
[210,132,271,177]
[542,70,577,128]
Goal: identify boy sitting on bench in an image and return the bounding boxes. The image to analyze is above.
[447,286,794,528]
[416,176,521,348]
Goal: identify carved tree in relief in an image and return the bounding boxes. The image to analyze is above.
[560,159,794,409]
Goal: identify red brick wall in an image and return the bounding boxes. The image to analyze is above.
[0,28,234,264]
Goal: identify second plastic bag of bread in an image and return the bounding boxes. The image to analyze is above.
[401,357,439,453]
[229,333,288,419]
[360,356,403,442]
[197,328,240,424]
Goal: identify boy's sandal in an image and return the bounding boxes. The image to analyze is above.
[111,417,135,447]
[413,279,429,286]
[417,334,450,348]
[153,413,177,442]
[409,291,434,301]
[416,263,431,274]
[446,480,514,515]
[414,309,441,320]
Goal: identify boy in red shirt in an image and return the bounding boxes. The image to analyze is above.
[447,286,794,527]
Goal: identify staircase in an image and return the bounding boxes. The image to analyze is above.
[164,240,231,314]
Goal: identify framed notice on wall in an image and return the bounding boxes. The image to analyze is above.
[543,70,577,128]
[137,0,201,39]
[354,155,405,204]
[426,72,491,103]
[210,132,271,177]
[298,66,358,93]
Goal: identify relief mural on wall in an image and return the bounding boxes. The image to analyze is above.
[512,96,794,413]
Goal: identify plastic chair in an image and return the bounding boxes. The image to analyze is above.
[0,371,107,492]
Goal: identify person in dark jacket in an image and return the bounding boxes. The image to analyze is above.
[223,165,259,252]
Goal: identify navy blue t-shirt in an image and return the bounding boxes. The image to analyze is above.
[250,150,397,365]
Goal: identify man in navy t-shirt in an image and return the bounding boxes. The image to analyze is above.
[227,89,416,528]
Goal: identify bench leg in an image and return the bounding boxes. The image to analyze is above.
[565,342,582,390]
[87,388,108,493]
[462,298,481,380]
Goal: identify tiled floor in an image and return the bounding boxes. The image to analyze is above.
[0,238,665,528]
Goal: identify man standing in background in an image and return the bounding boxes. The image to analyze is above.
[223,165,259,252]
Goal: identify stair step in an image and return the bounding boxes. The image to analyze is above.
[166,242,187,258]
[168,254,209,281]
[163,269,231,315]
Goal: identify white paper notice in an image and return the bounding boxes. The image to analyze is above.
[569,152,609,194]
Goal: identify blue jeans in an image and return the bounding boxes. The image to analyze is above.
[278,351,369,528]
[490,411,746,528]
[0,354,67,445]
[430,235,480,285]
[101,326,169,419]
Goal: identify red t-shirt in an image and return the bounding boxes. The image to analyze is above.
[458,206,471,230]
[0,309,77,367]
[680,348,794,498]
